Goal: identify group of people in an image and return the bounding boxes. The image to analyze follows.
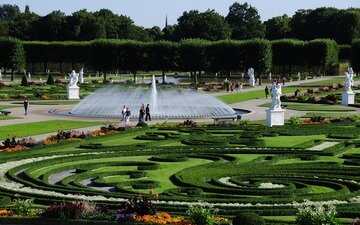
[121,104,151,127]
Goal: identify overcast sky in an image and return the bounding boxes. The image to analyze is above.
[1,0,359,28]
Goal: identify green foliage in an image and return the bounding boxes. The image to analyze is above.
[46,73,55,85]
[176,10,231,41]
[188,204,216,225]
[13,198,35,216]
[0,37,25,80]
[232,212,265,225]
[20,74,28,86]
[288,116,300,126]
[295,200,339,225]
[352,39,360,72]
[226,2,265,39]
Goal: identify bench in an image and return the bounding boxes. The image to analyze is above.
[212,115,239,125]
[0,110,11,116]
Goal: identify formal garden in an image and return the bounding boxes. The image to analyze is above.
[1,3,360,225]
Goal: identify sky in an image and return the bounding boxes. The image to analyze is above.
[1,0,359,28]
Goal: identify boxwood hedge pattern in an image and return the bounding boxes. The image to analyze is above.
[0,124,360,218]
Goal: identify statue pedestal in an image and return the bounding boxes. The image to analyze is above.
[342,91,355,106]
[266,109,285,127]
[67,86,80,100]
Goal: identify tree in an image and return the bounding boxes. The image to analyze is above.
[32,10,66,41]
[46,73,55,85]
[225,2,265,39]
[66,9,106,41]
[175,10,231,41]
[0,4,20,20]
[264,14,290,40]
[94,9,135,39]
[21,74,28,86]
[0,37,25,81]
[178,39,210,83]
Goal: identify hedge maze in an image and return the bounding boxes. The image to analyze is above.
[1,124,360,217]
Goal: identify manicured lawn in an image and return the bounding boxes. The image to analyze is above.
[259,102,355,111]
[0,120,104,140]
[217,87,297,104]
[298,76,360,86]
[302,112,358,118]
[0,115,22,120]
[0,105,21,110]
[262,135,326,147]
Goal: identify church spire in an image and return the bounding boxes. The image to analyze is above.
[165,14,168,27]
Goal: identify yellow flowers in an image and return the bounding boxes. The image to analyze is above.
[134,212,192,225]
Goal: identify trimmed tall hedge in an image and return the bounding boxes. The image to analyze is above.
[0,37,25,81]
[0,38,341,78]
[352,39,360,73]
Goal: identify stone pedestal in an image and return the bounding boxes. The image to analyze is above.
[266,109,285,127]
[342,91,355,106]
[67,86,80,100]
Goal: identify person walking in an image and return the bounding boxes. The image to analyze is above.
[124,107,131,127]
[265,86,269,99]
[145,104,151,121]
[121,105,126,121]
[139,105,145,123]
[23,97,29,115]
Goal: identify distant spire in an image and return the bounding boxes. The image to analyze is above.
[165,14,168,27]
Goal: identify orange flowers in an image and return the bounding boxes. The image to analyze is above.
[0,145,27,153]
[0,209,14,216]
[134,212,192,225]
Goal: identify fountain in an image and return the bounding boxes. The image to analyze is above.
[70,76,237,119]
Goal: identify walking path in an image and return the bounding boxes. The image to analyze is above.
[0,75,358,142]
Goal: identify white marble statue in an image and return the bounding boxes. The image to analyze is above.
[68,70,79,87]
[0,70,2,80]
[345,67,354,92]
[271,82,282,110]
[79,68,84,84]
[247,67,255,86]
[28,72,31,81]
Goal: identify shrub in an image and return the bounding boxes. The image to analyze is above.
[46,73,55,85]
[13,198,34,216]
[232,212,265,225]
[118,196,157,216]
[188,204,216,225]
[41,201,110,220]
[21,74,28,86]
[294,200,339,225]
[288,116,300,126]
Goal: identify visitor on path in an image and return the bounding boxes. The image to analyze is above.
[124,107,131,127]
[239,83,243,92]
[265,86,269,99]
[282,77,286,86]
[23,97,29,115]
[145,104,151,121]
[121,105,126,121]
[139,105,145,123]
[235,81,240,93]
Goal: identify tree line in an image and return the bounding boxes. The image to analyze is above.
[3,37,357,83]
[0,3,359,44]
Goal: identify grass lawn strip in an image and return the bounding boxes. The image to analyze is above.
[217,87,297,104]
[0,120,103,140]
[258,102,355,111]
[308,141,340,151]
[0,115,22,120]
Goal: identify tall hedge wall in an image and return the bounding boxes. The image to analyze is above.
[0,37,25,80]
[0,38,343,77]
[352,39,360,73]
